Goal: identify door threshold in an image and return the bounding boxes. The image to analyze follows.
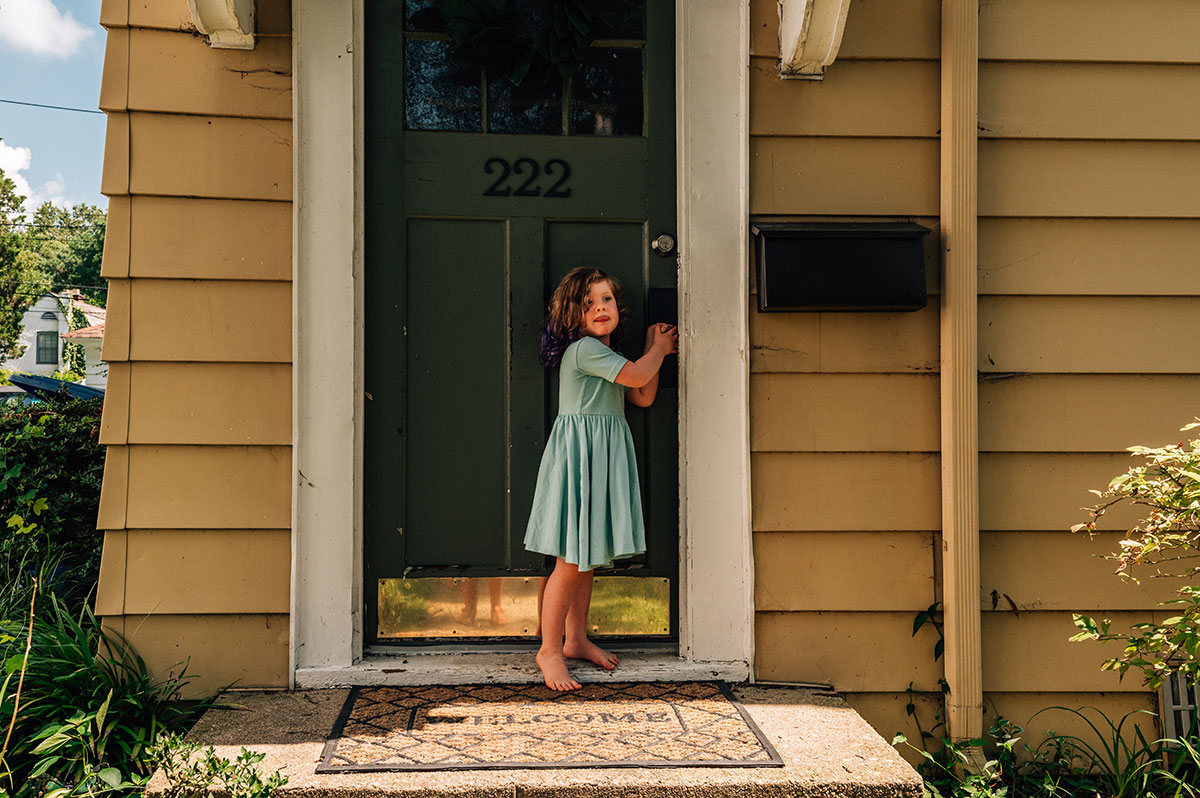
[295,650,749,688]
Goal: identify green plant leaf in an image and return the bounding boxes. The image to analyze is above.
[96,767,123,788]
[31,730,71,755]
[96,687,113,735]
[28,755,60,778]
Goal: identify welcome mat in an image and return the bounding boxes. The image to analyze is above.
[317,682,783,772]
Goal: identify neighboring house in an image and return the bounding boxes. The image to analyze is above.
[92,0,1200,755]
[2,290,105,379]
[61,322,108,388]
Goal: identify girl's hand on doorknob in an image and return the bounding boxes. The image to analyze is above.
[648,323,678,355]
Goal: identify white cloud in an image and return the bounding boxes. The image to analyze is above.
[0,0,95,58]
[0,139,77,215]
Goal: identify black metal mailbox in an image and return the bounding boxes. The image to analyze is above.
[751,221,932,312]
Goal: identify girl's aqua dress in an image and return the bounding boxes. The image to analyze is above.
[523,336,647,570]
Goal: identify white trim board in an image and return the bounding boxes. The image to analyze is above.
[291,0,752,685]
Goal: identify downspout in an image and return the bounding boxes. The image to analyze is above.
[939,0,983,745]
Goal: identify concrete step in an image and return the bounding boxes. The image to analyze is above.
[147,685,922,797]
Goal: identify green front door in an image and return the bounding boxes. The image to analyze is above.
[364,1,676,644]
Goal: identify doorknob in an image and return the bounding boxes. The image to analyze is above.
[651,233,676,257]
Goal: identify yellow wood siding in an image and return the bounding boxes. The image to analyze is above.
[125,280,292,362]
[978,0,1200,64]
[978,218,1200,296]
[100,446,291,530]
[108,197,293,281]
[980,375,1200,452]
[95,3,293,692]
[750,374,939,452]
[980,297,1200,373]
[755,532,934,611]
[100,362,291,445]
[750,59,938,137]
[103,113,291,201]
[979,63,1200,140]
[756,613,942,691]
[752,453,941,531]
[978,141,1200,218]
[101,614,289,695]
[749,0,1190,746]
[100,28,292,119]
[750,0,940,60]
[980,532,1182,612]
[750,304,940,373]
[101,0,292,37]
[750,138,939,216]
[979,454,1143,532]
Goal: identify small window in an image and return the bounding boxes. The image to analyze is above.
[36,331,58,364]
[40,311,58,321]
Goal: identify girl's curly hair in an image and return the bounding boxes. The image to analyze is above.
[539,266,628,368]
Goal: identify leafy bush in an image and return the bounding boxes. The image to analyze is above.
[0,577,209,797]
[0,397,104,584]
[894,702,1200,798]
[147,734,288,798]
[1071,420,1200,688]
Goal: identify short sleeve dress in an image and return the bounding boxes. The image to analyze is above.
[523,336,647,571]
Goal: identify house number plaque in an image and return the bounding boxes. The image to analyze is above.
[483,157,572,198]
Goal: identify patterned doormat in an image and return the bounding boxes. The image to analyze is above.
[317,682,783,772]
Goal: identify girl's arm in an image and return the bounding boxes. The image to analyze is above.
[616,324,677,397]
[626,369,658,407]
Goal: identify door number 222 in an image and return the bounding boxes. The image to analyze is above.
[483,157,572,198]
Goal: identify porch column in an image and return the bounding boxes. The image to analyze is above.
[292,0,363,681]
[939,0,983,741]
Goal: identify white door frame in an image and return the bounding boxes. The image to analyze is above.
[290,0,752,686]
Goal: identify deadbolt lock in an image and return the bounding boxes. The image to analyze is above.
[651,233,676,257]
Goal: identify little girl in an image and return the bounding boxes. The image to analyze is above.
[524,266,678,691]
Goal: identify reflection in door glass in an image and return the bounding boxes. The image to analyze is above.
[404,38,481,132]
[489,74,563,135]
[403,0,445,32]
[601,2,646,39]
[570,48,644,137]
[378,576,670,639]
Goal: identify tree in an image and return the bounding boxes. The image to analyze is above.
[0,164,108,363]
[0,167,43,361]
[24,201,107,307]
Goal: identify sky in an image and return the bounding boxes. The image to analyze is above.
[0,0,107,216]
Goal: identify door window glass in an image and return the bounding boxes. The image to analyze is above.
[405,38,482,131]
[402,1,646,136]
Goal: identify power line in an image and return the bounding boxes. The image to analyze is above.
[0,98,105,115]
[0,221,105,230]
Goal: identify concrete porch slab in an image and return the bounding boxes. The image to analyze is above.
[146,686,922,797]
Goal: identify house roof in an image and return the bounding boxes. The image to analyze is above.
[51,290,107,322]
[61,322,105,339]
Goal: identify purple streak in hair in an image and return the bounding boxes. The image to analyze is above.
[539,319,583,369]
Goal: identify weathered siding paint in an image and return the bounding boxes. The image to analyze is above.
[95,0,293,695]
[749,0,1194,751]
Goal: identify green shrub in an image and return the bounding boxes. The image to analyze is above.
[147,734,288,798]
[0,397,104,585]
[894,703,1200,798]
[0,572,212,797]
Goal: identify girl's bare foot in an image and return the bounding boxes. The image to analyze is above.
[536,649,582,691]
[491,606,508,626]
[564,639,619,670]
